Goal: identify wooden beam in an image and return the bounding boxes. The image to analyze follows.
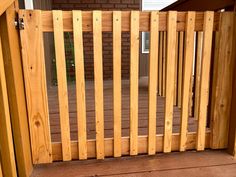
[38,11,220,32]
[0,0,14,16]
[0,3,33,176]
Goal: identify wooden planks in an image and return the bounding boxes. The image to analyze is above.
[148,11,159,155]
[53,10,71,161]
[164,11,177,153]
[196,11,214,151]
[40,11,220,32]
[0,34,17,177]
[72,10,87,160]
[113,11,122,157]
[158,32,163,96]
[0,160,2,177]
[19,10,52,164]
[130,11,139,155]
[210,12,235,149]
[0,0,14,16]
[180,12,196,151]
[93,11,105,159]
[51,132,211,161]
[162,32,167,96]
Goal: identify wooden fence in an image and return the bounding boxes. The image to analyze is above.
[18,10,236,165]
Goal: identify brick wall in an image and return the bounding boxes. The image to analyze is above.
[52,0,140,80]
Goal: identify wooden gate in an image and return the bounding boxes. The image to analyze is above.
[18,10,236,164]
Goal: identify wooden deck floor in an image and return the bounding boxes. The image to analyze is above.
[31,150,236,177]
[48,80,197,142]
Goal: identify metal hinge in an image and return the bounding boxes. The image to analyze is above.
[15,18,24,30]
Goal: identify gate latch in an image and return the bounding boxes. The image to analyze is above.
[15,18,24,30]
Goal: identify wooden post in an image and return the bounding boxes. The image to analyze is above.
[211,12,235,149]
[0,2,33,177]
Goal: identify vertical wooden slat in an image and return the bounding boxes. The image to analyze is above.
[211,12,235,149]
[0,160,2,177]
[0,34,17,177]
[93,11,105,159]
[53,10,71,161]
[196,11,214,151]
[177,32,184,108]
[19,10,52,164]
[148,11,159,155]
[174,32,178,105]
[163,11,177,153]
[130,11,139,156]
[179,12,196,151]
[73,10,87,160]
[194,32,203,119]
[158,32,163,96]
[113,11,122,157]
[162,31,167,96]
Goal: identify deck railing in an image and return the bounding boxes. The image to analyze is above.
[18,10,236,164]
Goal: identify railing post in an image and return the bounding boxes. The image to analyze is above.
[210,12,235,149]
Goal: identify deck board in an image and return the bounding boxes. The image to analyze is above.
[47,80,197,142]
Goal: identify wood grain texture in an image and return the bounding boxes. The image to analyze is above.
[173,32,178,106]
[113,11,122,157]
[51,132,211,161]
[148,11,159,155]
[164,11,177,153]
[196,11,214,151]
[194,32,203,120]
[210,12,235,149]
[177,31,184,108]
[180,12,196,151]
[93,11,105,159]
[0,0,14,16]
[130,11,139,155]
[0,160,2,177]
[72,10,87,160]
[0,4,33,176]
[162,32,167,97]
[0,34,17,177]
[53,10,71,161]
[19,10,52,164]
[40,11,220,32]
[158,32,163,96]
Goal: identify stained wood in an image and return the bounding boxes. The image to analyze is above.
[40,11,220,32]
[194,32,203,120]
[177,31,184,108]
[93,11,105,159]
[162,31,167,97]
[19,10,52,164]
[51,132,210,161]
[0,4,33,176]
[180,12,196,151]
[164,11,177,153]
[130,11,139,155]
[0,160,2,177]
[113,11,122,157]
[173,32,178,106]
[0,34,17,177]
[148,11,159,155]
[211,12,235,149]
[158,32,163,96]
[72,10,87,160]
[53,10,71,161]
[0,0,14,16]
[196,11,214,151]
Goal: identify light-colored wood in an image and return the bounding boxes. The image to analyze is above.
[164,11,177,153]
[93,11,105,159]
[177,31,184,108]
[158,32,163,96]
[0,34,17,177]
[53,10,71,161]
[113,11,122,158]
[162,31,167,96]
[0,160,2,177]
[196,11,214,151]
[148,11,159,155]
[51,132,211,161]
[194,32,203,120]
[173,32,178,106]
[40,11,220,32]
[180,12,196,151]
[19,10,52,164]
[0,0,14,16]
[0,5,33,177]
[188,72,194,117]
[72,10,87,160]
[211,12,235,149]
[130,11,139,156]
